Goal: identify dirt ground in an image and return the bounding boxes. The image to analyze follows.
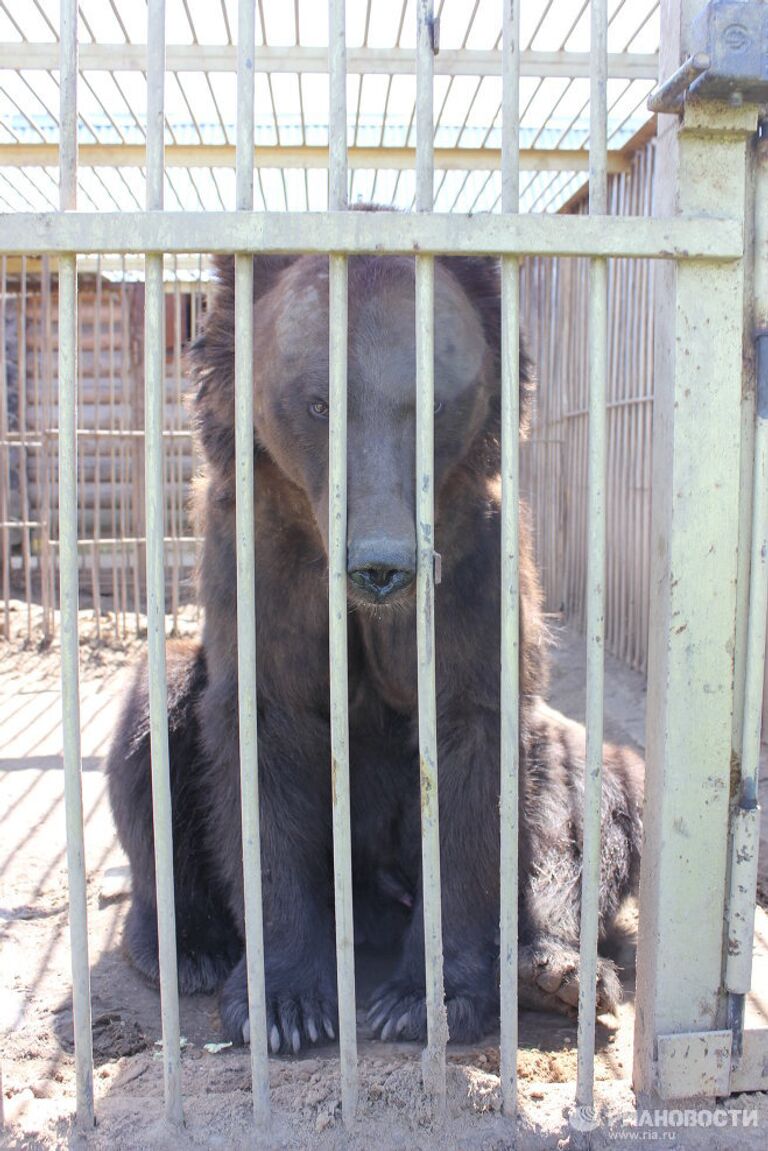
[1,600,768,1149]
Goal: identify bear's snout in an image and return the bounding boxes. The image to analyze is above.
[347,539,416,603]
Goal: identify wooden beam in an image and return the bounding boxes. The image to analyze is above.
[0,142,632,174]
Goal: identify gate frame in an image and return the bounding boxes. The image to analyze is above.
[633,0,766,1105]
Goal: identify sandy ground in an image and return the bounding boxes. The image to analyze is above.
[1,601,768,1149]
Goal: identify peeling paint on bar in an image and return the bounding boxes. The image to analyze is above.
[415,0,448,1115]
[0,212,742,260]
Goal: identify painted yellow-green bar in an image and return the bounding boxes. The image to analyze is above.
[0,212,742,260]
[58,0,94,1130]
[415,0,448,1115]
[234,0,270,1126]
[499,0,521,1122]
[328,0,358,1127]
[725,127,768,1002]
[576,0,608,1112]
[144,0,183,1127]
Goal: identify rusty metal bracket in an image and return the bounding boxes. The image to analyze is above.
[648,0,768,114]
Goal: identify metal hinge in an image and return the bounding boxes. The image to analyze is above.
[648,0,768,114]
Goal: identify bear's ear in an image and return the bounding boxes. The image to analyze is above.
[187,255,297,479]
[437,256,535,437]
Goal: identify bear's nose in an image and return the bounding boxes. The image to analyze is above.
[348,564,415,601]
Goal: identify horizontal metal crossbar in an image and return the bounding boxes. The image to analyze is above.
[0,212,742,261]
[0,44,659,80]
[0,144,632,175]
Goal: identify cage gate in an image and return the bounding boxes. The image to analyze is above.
[0,0,767,1141]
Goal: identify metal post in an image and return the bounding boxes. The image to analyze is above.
[328,0,358,1126]
[58,0,94,1129]
[633,0,757,1102]
[724,118,768,1053]
[145,0,183,1127]
[499,0,521,1122]
[415,0,448,1115]
[235,0,270,1125]
[576,0,608,1114]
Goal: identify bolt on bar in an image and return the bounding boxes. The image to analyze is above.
[58,0,94,1128]
[725,122,768,1048]
[145,0,183,1127]
[576,0,609,1114]
[234,0,270,1125]
[415,0,448,1114]
[499,0,521,1122]
[328,0,358,1126]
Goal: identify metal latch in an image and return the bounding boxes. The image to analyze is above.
[648,0,768,114]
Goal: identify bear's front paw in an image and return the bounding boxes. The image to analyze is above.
[220,955,338,1054]
[517,936,622,1017]
[367,977,494,1045]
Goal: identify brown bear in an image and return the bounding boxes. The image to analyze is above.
[106,250,643,1052]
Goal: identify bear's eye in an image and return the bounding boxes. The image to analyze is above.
[308,399,329,419]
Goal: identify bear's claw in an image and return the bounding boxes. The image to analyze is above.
[368,978,492,1045]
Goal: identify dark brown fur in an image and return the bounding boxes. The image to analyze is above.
[107,249,643,1051]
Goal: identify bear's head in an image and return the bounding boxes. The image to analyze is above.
[190,249,534,607]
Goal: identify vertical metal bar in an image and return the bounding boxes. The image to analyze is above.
[576,0,608,1113]
[58,0,94,1129]
[43,256,55,641]
[92,262,102,640]
[725,120,768,1045]
[0,256,10,643]
[145,0,183,1127]
[328,0,358,1126]
[415,0,447,1114]
[499,0,521,1122]
[234,0,270,1126]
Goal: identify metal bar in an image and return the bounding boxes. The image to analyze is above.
[499,0,520,1122]
[0,256,10,644]
[145,0,183,1127]
[647,52,710,115]
[0,42,660,79]
[234,0,270,1125]
[0,213,741,260]
[576,0,608,1115]
[415,0,447,1115]
[724,123,768,1044]
[58,0,94,1130]
[328,0,358,1126]
[0,141,635,173]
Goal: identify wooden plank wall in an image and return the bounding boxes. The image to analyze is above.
[0,262,208,641]
[521,139,656,673]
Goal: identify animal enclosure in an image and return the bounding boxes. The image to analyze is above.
[1,0,768,1148]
